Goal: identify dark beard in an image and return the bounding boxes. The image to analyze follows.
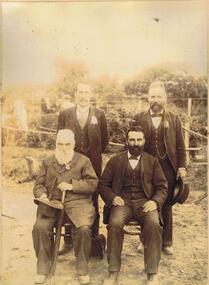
[128,145,143,156]
[150,103,164,113]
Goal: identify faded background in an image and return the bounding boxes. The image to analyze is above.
[1,1,208,285]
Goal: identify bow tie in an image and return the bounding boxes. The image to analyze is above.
[151,113,163,118]
[129,155,138,160]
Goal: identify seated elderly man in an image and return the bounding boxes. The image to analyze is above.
[99,126,168,285]
[32,129,97,285]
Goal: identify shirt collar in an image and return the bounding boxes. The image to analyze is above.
[76,104,90,114]
[127,151,140,160]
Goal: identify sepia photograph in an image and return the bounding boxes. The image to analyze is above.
[1,1,208,285]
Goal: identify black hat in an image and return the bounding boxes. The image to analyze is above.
[34,198,64,210]
[172,177,189,205]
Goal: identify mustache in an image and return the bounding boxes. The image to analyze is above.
[128,145,144,156]
[150,103,164,113]
[150,102,163,107]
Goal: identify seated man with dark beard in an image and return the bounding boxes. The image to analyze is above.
[99,127,168,285]
[32,129,97,285]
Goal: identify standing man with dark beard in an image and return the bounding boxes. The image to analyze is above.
[133,81,187,255]
[57,82,109,256]
[98,126,167,285]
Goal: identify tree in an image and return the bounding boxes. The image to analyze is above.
[54,57,89,97]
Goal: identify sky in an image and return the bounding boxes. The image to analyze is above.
[2,1,208,86]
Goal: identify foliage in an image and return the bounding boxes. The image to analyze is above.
[92,75,125,106]
[54,58,89,98]
[124,68,207,108]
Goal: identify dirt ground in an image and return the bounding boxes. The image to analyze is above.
[1,176,207,285]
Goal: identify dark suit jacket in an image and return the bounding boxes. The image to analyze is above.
[33,152,98,227]
[57,106,109,176]
[98,151,168,223]
[133,110,186,172]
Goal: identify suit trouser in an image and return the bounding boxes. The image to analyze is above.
[64,191,100,244]
[159,158,176,247]
[32,212,92,275]
[107,199,162,274]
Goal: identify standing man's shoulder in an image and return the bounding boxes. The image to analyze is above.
[57,106,76,131]
[132,110,148,125]
[93,107,106,117]
[164,109,182,122]
[59,106,75,116]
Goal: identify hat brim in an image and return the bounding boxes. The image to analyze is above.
[34,198,64,210]
[172,178,189,205]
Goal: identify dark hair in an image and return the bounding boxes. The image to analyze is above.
[126,126,144,139]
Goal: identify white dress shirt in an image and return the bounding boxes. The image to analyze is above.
[150,110,163,129]
[76,105,90,127]
[128,151,141,169]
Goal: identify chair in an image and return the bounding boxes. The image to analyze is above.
[123,219,141,236]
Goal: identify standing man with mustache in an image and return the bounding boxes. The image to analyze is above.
[133,81,187,255]
[57,82,109,257]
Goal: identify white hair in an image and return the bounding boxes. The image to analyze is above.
[56,129,75,143]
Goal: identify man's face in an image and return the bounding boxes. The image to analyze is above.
[127,131,145,156]
[75,83,91,107]
[148,86,167,113]
[56,136,74,156]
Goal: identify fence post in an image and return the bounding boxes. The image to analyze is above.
[185,98,192,165]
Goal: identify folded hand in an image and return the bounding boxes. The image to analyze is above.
[112,196,125,206]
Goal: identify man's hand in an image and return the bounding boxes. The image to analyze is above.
[176,168,187,179]
[142,200,157,213]
[39,193,49,202]
[58,181,73,192]
[112,196,125,206]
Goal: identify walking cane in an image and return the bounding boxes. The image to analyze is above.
[49,190,66,285]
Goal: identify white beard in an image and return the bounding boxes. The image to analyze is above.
[55,149,74,165]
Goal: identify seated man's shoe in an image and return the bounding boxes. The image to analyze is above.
[34,274,47,284]
[163,246,174,255]
[147,274,159,285]
[78,274,90,284]
[58,241,73,255]
[103,272,118,285]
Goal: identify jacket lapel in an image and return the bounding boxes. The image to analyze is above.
[71,106,80,129]
[114,151,128,194]
[87,106,94,127]
[139,152,145,187]
[119,151,128,180]
[142,110,152,146]
[52,156,64,174]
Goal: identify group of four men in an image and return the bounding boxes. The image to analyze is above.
[32,81,186,285]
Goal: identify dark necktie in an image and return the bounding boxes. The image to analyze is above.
[151,113,163,118]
